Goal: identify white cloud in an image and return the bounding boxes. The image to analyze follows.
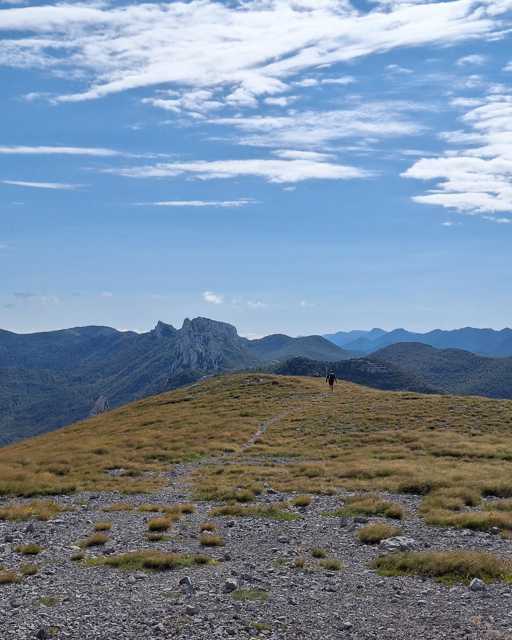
[137,199,256,208]
[247,300,267,309]
[212,102,424,148]
[403,94,512,215]
[264,96,298,107]
[100,291,113,298]
[386,64,414,74]
[2,179,83,190]
[456,53,487,66]
[109,157,371,184]
[441,221,459,227]
[203,291,224,305]
[0,0,509,106]
[0,145,123,156]
[273,149,335,161]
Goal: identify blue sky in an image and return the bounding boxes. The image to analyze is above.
[1,0,511,337]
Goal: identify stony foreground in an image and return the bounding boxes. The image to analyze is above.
[1,480,512,640]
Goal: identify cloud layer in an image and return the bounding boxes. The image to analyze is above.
[403,94,512,216]
[0,0,510,107]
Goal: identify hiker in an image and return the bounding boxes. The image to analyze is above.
[326,370,337,391]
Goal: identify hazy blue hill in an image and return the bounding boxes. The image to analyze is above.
[373,342,512,399]
[247,334,353,362]
[323,328,386,348]
[339,327,512,357]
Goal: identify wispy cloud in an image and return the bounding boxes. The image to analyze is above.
[203,291,223,305]
[211,103,425,149]
[456,54,488,66]
[0,145,123,156]
[13,292,60,303]
[109,157,371,184]
[0,0,508,107]
[136,199,256,208]
[2,180,83,190]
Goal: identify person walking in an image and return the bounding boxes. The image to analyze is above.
[326,370,337,392]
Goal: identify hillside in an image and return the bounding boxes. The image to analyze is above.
[2,375,512,639]
[332,327,512,357]
[0,318,351,444]
[373,342,512,399]
[274,356,435,394]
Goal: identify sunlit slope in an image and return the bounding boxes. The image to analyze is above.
[0,375,315,496]
[3,373,512,507]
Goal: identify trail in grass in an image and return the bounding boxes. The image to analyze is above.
[167,388,331,495]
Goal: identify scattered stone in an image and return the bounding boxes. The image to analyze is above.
[223,578,238,593]
[379,536,417,552]
[469,578,486,592]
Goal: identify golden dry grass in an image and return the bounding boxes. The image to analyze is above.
[357,523,401,544]
[94,522,112,531]
[0,375,309,496]
[94,551,213,572]
[373,551,512,584]
[199,533,224,547]
[147,517,172,532]
[3,374,512,535]
[0,570,18,584]
[80,532,109,548]
[0,500,64,522]
[15,543,42,555]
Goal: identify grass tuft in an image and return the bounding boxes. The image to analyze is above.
[94,522,112,532]
[0,500,63,522]
[94,551,213,572]
[210,503,299,521]
[199,533,224,547]
[80,532,109,548]
[15,543,42,555]
[291,495,312,508]
[373,551,512,584]
[0,570,18,584]
[358,523,401,544]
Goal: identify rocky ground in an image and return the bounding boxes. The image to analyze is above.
[2,410,512,640]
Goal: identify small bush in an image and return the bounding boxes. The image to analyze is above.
[15,543,42,556]
[319,558,342,571]
[293,557,305,569]
[199,533,224,547]
[200,522,216,532]
[311,548,327,559]
[358,523,401,544]
[148,517,172,532]
[372,551,512,584]
[20,563,38,576]
[291,495,312,508]
[80,533,109,548]
[94,522,112,532]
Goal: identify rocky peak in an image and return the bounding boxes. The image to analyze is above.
[152,321,177,339]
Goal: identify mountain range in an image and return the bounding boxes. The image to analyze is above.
[324,327,512,357]
[3,318,512,447]
[0,318,350,445]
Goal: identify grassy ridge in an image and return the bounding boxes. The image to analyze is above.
[0,375,312,496]
[3,373,512,534]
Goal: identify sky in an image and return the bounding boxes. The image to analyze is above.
[1,0,511,338]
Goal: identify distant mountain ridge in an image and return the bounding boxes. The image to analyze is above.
[276,343,512,401]
[324,327,512,357]
[0,317,351,444]
[372,342,512,399]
